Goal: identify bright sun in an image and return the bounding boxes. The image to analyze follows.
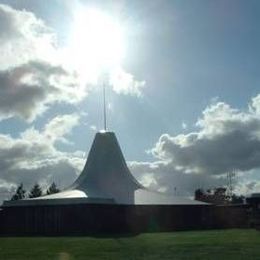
[68,8,125,83]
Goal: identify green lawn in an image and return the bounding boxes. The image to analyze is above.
[0,229,259,260]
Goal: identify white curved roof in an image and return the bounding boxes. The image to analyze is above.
[3,132,208,207]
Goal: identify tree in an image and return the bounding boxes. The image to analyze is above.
[11,183,26,201]
[194,188,204,200]
[194,187,229,205]
[29,183,42,198]
[231,194,245,204]
[46,182,60,195]
[195,186,245,205]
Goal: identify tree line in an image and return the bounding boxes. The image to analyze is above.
[194,187,245,205]
[10,182,60,201]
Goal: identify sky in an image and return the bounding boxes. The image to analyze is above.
[0,0,260,201]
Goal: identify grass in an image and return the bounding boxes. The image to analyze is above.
[0,229,259,260]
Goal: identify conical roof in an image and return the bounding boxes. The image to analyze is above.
[70,131,142,203]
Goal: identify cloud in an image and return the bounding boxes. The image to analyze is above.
[181,122,187,130]
[0,4,88,121]
[235,179,260,196]
[0,114,84,201]
[250,94,260,115]
[129,160,226,197]
[110,67,145,97]
[90,125,97,131]
[152,97,260,176]
[43,113,80,143]
[0,61,86,121]
[0,4,56,70]
[0,179,17,200]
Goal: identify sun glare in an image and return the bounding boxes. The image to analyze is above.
[68,8,125,83]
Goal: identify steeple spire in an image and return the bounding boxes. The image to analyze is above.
[103,81,107,131]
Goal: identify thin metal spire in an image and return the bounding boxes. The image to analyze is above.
[103,81,107,131]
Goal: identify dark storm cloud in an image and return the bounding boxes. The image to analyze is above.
[0,61,83,121]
